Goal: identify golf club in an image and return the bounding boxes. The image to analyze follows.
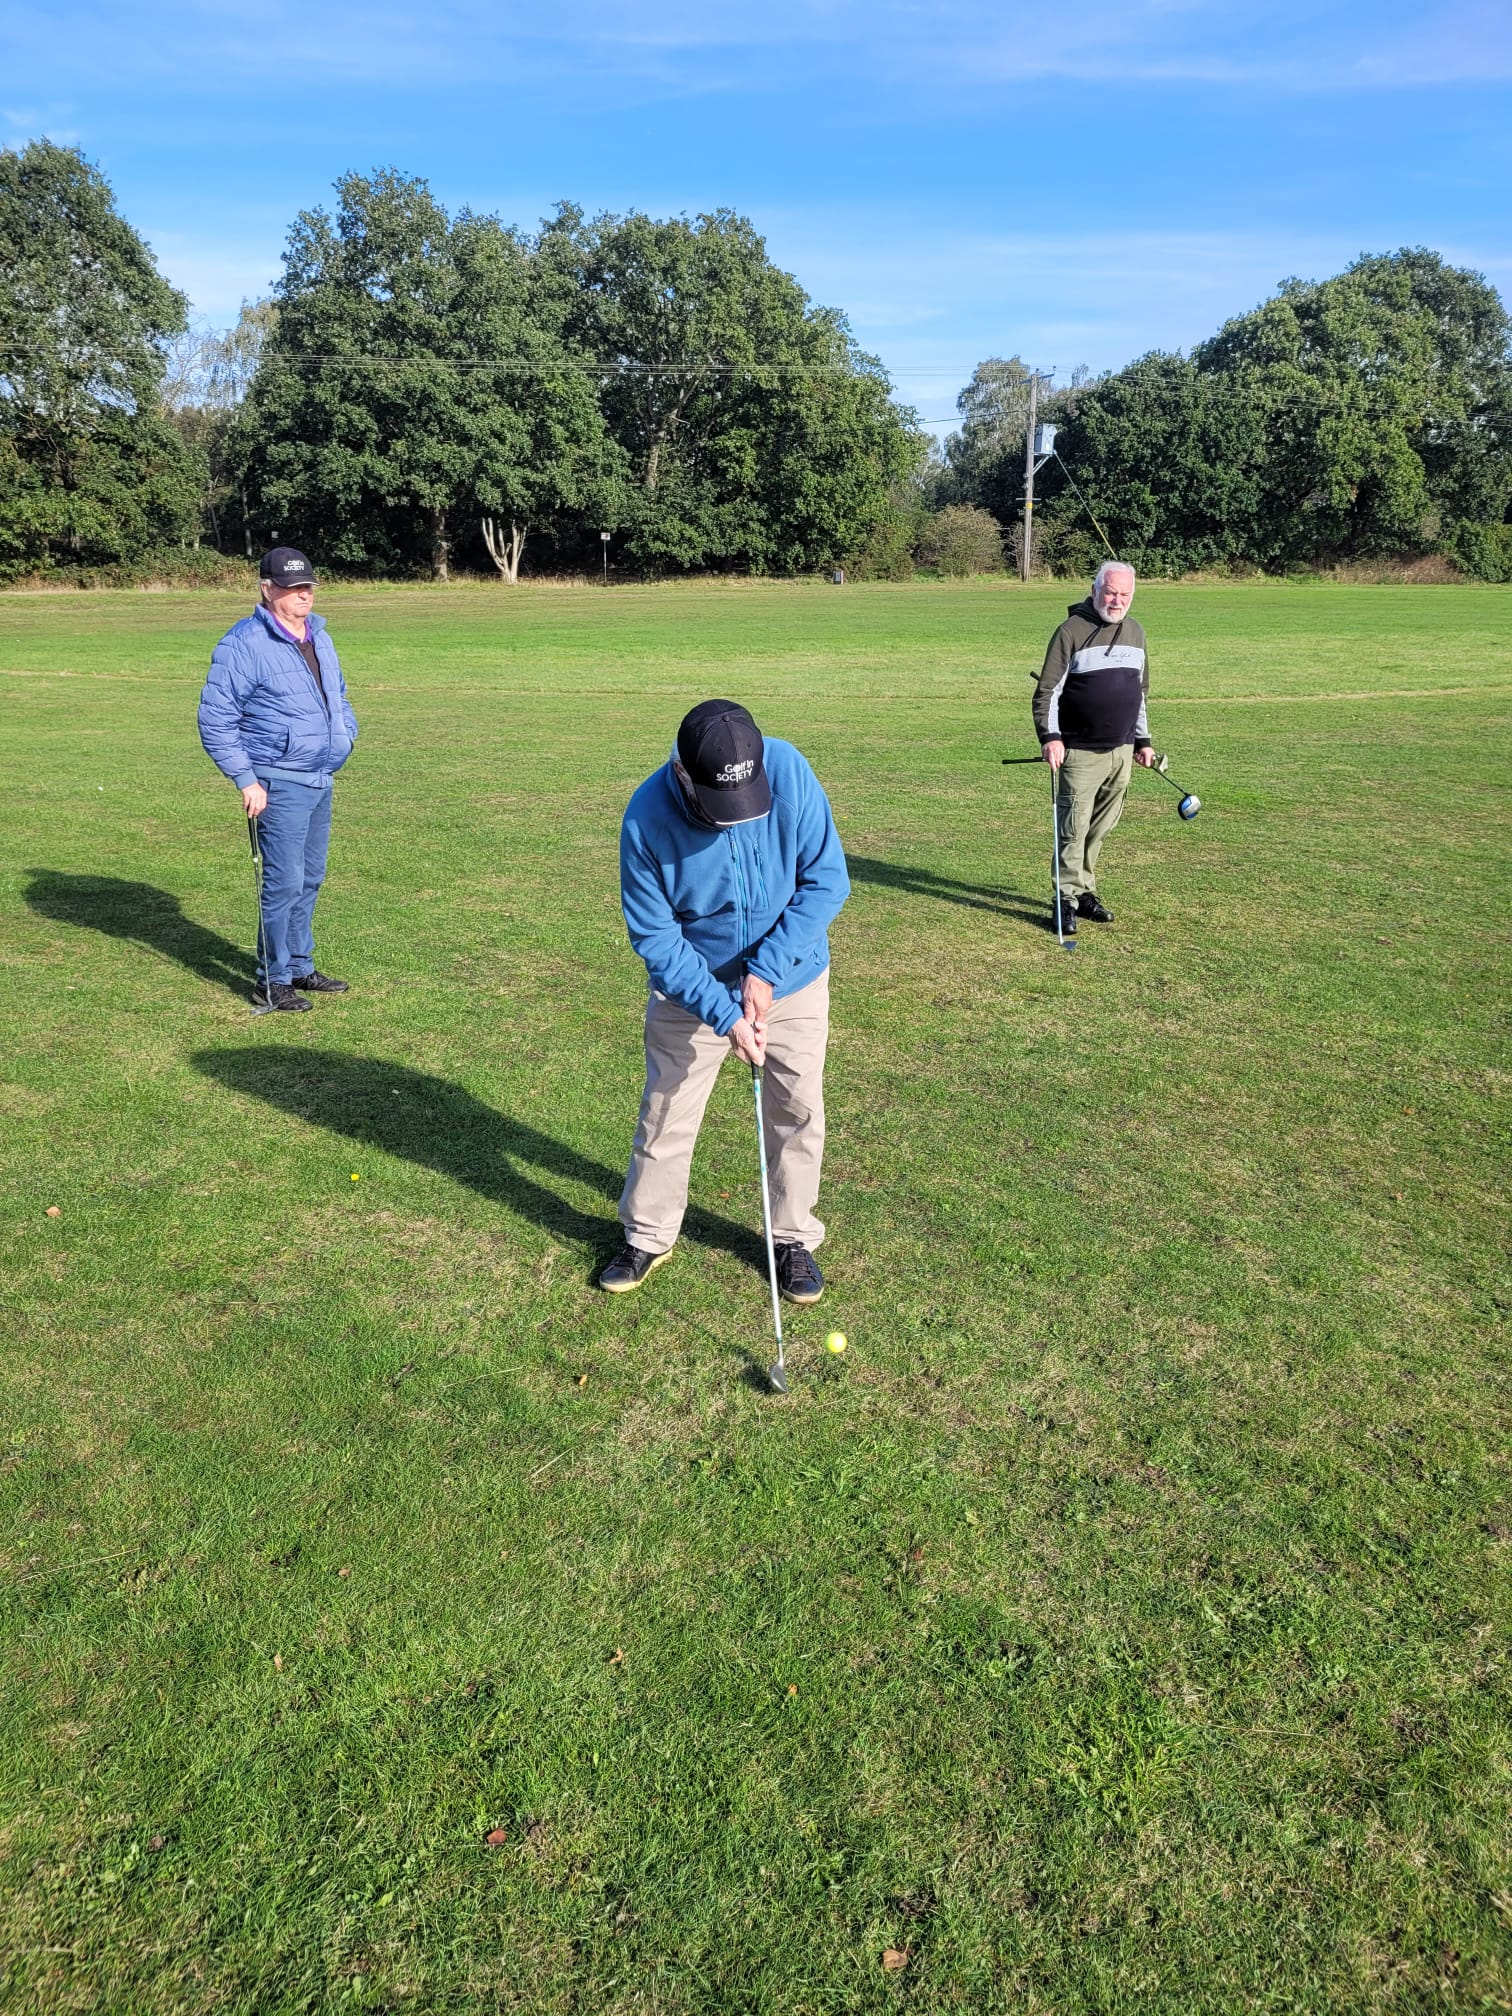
[751,1063,787,1393]
[247,811,275,1015]
[1050,764,1077,953]
[1151,752,1202,820]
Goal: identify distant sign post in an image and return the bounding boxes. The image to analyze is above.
[601,530,610,585]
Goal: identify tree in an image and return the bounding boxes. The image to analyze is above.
[163,299,279,551]
[1194,249,1512,566]
[0,140,200,578]
[1041,353,1267,574]
[545,206,920,574]
[236,172,614,579]
[940,358,1089,525]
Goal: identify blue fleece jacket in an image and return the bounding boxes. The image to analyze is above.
[619,738,850,1035]
[197,606,358,789]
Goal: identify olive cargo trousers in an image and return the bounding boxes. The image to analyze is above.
[1055,744,1133,902]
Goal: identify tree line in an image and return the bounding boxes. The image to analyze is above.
[3,139,1509,585]
[937,254,1512,582]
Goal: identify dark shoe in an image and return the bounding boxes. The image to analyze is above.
[1077,893,1114,923]
[252,982,313,1013]
[1053,899,1078,938]
[775,1243,824,1304]
[291,970,349,994]
[598,1243,672,1293]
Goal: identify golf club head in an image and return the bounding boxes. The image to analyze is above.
[1178,794,1201,820]
[250,1000,276,1017]
[768,1361,789,1394]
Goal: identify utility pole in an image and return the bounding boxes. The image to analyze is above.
[1021,372,1038,582]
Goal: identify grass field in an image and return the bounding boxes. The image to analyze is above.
[2,579,1510,2014]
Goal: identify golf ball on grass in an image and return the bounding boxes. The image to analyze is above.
[825,1332,848,1355]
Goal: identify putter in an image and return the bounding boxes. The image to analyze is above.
[1152,752,1202,820]
[751,1063,788,1393]
[1050,765,1077,953]
[247,812,275,1015]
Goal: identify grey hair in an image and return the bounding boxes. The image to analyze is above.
[1093,559,1136,596]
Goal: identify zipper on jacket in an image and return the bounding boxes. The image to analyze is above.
[727,829,748,963]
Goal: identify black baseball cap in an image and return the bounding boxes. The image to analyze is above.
[676,699,771,824]
[259,546,317,587]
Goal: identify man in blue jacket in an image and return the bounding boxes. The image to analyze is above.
[602,700,850,1302]
[197,548,359,1012]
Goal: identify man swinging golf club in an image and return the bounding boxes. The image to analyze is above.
[197,547,358,1011]
[601,701,850,1302]
[1033,560,1157,938]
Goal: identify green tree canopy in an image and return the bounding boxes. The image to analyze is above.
[239,170,613,579]
[545,205,921,574]
[0,140,200,578]
[949,250,1512,577]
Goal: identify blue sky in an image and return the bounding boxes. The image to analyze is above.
[5,1,1510,431]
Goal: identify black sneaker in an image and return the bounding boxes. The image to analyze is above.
[775,1243,824,1304]
[253,982,313,1012]
[1053,899,1078,938]
[1077,893,1114,924]
[598,1243,672,1293]
[291,970,349,993]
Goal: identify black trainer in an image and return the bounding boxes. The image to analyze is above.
[252,982,313,1013]
[775,1243,824,1304]
[598,1243,672,1293]
[1077,893,1114,923]
[291,970,349,993]
[1054,899,1078,938]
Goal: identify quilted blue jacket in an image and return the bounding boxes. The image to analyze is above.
[619,738,849,1035]
[197,606,358,789]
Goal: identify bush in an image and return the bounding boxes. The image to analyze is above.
[1444,520,1512,584]
[843,494,928,581]
[3,549,256,591]
[917,505,1004,578]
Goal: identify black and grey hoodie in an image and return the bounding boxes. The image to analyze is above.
[1031,597,1152,754]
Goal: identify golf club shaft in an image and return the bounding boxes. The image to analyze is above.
[1050,764,1066,947]
[247,811,267,984]
[751,1064,785,1369]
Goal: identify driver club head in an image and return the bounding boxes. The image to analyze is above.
[1178,794,1201,820]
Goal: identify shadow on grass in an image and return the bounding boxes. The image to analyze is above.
[192,1046,765,1276]
[25,872,253,998]
[845,854,1049,929]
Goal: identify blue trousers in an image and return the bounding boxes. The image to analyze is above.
[253,777,333,985]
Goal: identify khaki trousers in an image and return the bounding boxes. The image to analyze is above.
[619,970,830,1256]
[1056,744,1133,901]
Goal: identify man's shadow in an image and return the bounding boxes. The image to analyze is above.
[25,873,253,998]
[845,854,1048,929]
[193,1047,762,1273]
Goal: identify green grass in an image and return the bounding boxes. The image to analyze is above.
[1,579,1509,2013]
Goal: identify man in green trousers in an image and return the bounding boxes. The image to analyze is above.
[1032,560,1157,938]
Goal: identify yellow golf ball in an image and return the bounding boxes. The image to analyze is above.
[825,1332,848,1355]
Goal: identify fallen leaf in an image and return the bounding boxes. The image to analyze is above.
[337,1566,351,1578]
[147,1834,166,1852]
[608,1647,625,1666]
[273,1654,283,1671]
[576,1373,588,1388]
[786,1684,798,1696]
[485,1828,507,1847]
[45,1206,61,1218]
[882,1948,910,1971]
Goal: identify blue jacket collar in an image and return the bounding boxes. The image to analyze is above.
[253,604,327,644]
